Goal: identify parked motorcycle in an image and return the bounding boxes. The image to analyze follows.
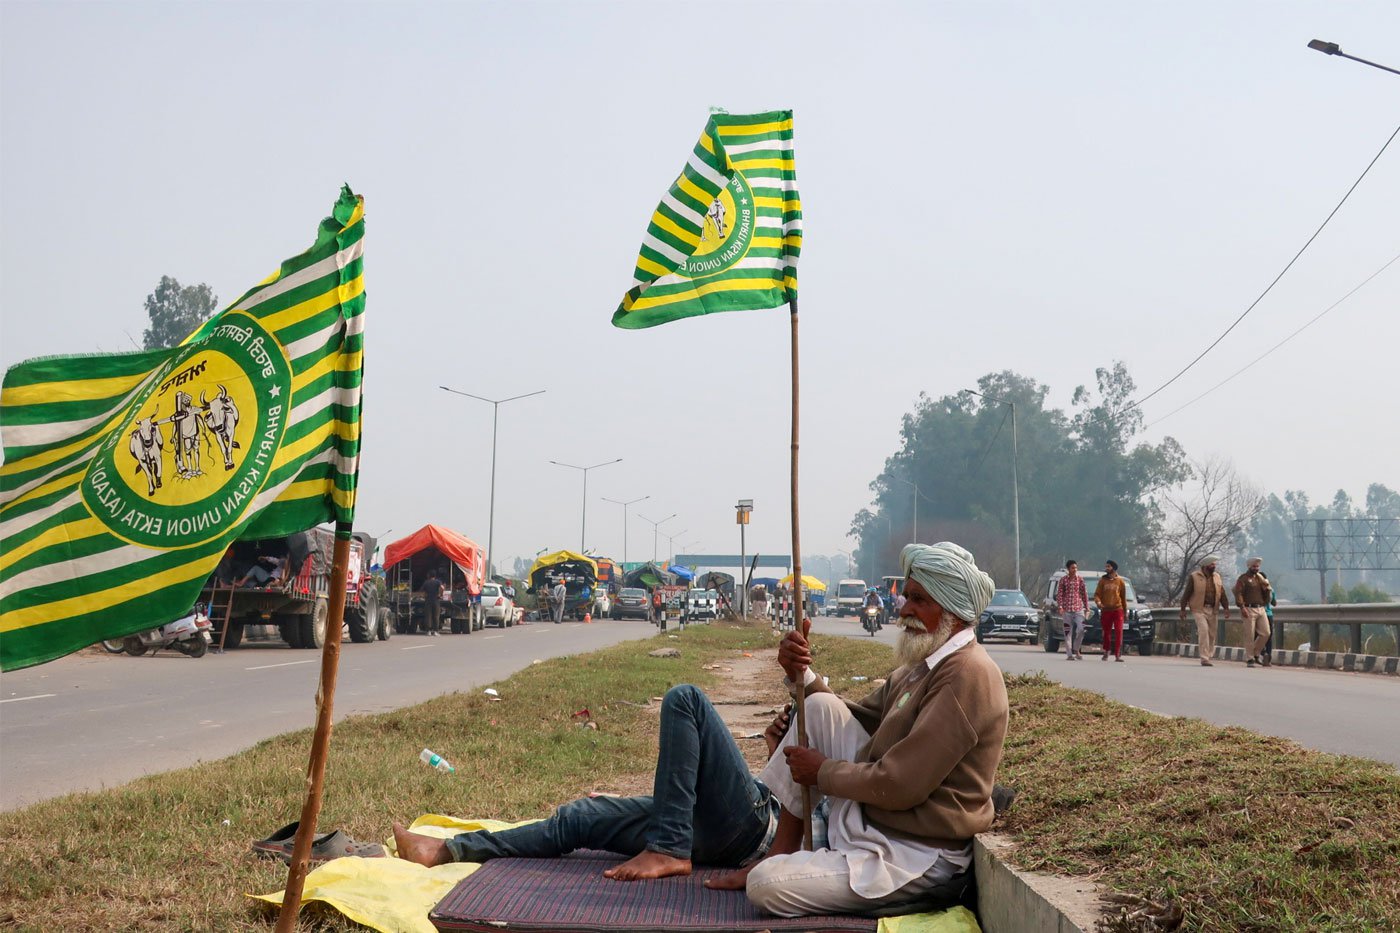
[862,604,881,636]
[100,606,214,658]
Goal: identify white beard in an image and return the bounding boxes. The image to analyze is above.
[895,615,956,667]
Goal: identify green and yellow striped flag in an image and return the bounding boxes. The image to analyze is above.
[612,110,802,329]
[0,186,365,671]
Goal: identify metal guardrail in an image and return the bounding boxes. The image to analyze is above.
[1156,602,1400,656]
[1273,604,1400,655]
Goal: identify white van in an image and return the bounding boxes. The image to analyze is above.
[835,579,868,617]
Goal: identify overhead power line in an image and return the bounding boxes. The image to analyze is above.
[1144,249,1400,429]
[1129,119,1400,412]
[971,405,1011,474]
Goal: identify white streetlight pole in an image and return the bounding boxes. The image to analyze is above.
[550,458,622,552]
[440,386,546,581]
[601,495,649,566]
[1307,39,1400,76]
[665,529,688,565]
[963,388,1021,593]
[639,512,677,563]
[884,474,920,544]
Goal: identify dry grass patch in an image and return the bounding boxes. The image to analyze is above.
[996,671,1400,932]
[2,624,1392,933]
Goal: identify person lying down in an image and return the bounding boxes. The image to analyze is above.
[396,542,1009,918]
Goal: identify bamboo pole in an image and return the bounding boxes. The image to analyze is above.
[789,297,813,851]
[275,526,354,932]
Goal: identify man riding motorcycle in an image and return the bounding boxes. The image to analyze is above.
[863,588,885,630]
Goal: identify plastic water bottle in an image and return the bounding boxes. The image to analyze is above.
[419,748,455,773]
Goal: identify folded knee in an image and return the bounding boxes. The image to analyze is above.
[661,683,706,713]
[803,691,846,721]
[745,862,803,917]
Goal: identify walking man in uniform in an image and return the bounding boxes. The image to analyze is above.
[1234,557,1273,668]
[1180,555,1230,666]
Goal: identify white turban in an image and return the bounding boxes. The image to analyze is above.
[900,542,996,623]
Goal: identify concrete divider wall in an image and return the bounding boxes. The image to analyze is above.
[1152,640,1399,674]
[974,834,1107,933]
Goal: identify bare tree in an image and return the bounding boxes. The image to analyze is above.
[1144,458,1266,602]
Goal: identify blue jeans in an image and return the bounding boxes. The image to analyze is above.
[445,685,773,865]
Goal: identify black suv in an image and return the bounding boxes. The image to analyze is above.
[1039,571,1155,656]
[976,589,1039,643]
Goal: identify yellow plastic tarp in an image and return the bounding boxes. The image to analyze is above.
[251,813,981,933]
[250,815,532,933]
[528,549,598,580]
[778,573,827,591]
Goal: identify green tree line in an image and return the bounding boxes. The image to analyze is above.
[851,364,1397,604]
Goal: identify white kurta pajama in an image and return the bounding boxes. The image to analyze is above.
[747,628,977,917]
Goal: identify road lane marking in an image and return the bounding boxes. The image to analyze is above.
[484,635,504,640]
[1,693,56,704]
[401,645,433,650]
[245,659,318,671]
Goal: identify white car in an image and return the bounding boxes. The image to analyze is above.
[480,583,515,627]
[593,589,612,619]
[682,589,719,622]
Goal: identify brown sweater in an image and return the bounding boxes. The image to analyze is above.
[1095,575,1127,611]
[804,641,1009,848]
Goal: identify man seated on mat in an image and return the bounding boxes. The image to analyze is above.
[395,541,1009,919]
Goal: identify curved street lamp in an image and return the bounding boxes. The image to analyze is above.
[638,512,677,563]
[1307,40,1400,77]
[601,495,649,565]
[550,458,622,552]
[440,386,546,580]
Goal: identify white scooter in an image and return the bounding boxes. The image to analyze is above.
[101,606,214,658]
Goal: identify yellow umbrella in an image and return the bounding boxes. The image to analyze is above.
[778,573,826,591]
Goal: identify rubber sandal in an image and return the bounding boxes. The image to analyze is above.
[290,829,388,865]
[251,821,302,857]
[254,823,348,861]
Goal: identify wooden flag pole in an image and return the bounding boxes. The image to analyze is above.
[275,526,354,932]
[788,297,813,851]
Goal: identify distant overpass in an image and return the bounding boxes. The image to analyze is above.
[673,554,792,572]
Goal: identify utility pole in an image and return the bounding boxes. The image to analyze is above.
[737,499,753,616]
[962,388,1021,592]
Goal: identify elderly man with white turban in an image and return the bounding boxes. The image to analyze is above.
[707,541,1010,916]
[395,541,1008,920]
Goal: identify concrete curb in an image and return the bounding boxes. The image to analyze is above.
[974,834,1109,932]
[1152,641,1399,675]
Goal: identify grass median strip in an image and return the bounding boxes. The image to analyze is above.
[0,622,1394,932]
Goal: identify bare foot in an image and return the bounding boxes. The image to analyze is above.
[704,864,753,890]
[602,850,692,881]
[393,821,452,867]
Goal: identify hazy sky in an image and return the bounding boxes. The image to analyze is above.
[3,1,1397,577]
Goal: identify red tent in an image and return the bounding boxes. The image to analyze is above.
[383,525,486,595]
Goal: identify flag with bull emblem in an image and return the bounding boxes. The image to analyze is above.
[611,110,802,329]
[0,186,364,671]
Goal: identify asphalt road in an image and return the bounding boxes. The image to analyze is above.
[0,619,655,811]
[812,614,1400,768]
